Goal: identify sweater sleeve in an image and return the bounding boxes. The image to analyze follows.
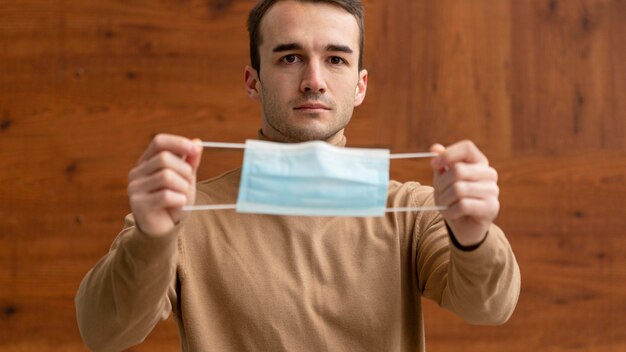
[415,198,521,325]
[75,214,179,351]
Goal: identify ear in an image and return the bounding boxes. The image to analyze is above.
[244,65,261,100]
[353,69,368,107]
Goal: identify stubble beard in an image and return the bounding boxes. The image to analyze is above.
[261,91,353,142]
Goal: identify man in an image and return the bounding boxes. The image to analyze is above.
[76,0,520,351]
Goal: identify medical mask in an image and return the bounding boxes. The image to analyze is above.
[183,140,445,217]
[238,140,389,216]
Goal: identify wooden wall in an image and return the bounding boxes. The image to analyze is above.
[1,0,625,351]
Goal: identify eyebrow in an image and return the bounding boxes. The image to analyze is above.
[272,43,354,55]
[272,43,303,53]
[326,44,353,54]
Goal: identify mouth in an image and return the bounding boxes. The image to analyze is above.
[294,103,331,111]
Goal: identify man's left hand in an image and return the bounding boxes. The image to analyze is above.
[430,141,500,247]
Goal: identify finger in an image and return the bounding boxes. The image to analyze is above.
[128,169,191,196]
[434,140,488,169]
[139,134,195,163]
[430,144,447,174]
[435,180,500,208]
[185,139,204,173]
[129,151,193,183]
[434,163,498,193]
[430,143,446,155]
[441,197,500,221]
[130,189,188,210]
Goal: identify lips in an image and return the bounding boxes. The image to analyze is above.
[294,102,330,110]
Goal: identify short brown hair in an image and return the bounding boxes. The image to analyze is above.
[247,0,365,74]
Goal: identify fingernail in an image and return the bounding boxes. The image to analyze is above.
[192,139,202,152]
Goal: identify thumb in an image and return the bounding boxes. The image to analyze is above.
[186,139,203,173]
[430,143,447,174]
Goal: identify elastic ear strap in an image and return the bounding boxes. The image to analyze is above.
[201,142,246,149]
[200,141,437,159]
[388,152,437,159]
[183,204,237,211]
[182,204,446,212]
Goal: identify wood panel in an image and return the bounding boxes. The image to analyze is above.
[511,0,625,153]
[1,0,625,351]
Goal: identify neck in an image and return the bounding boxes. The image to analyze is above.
[257,128,347,147]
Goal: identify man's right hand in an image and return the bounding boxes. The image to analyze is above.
[127,134,203,237]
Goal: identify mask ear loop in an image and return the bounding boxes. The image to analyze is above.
[200,142,247,149]
[385,152,448,212]
[182,141,447,213]
[389,152,437,159]
[182,142,245,211]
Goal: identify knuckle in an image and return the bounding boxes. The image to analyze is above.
[127,180,138,195]
[493,199,501,212]
[160,169,173,184]
[160,190,185,205]
[159,190,173,202]
[488,199,501,217]
[128,166,139,181]
[450,163,463,178]
[493,184,500,196]
[489,166,498,181]
[153,133,166,146]
[461,140,475,150]
[156,151,171,166]
[452,182,466,196]
[129,194,142,206]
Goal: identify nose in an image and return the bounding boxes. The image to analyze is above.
[300,62,327,94]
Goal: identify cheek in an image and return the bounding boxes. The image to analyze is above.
[263,76,293,96]
[337,80,360,100]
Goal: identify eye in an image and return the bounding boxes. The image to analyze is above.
[281,55,301,64]
[329,56,346,65]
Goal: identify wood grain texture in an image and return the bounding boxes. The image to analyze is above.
[511,0,625,153]
[1,0,625,350]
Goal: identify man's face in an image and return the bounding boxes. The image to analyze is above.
[245,0,368,143]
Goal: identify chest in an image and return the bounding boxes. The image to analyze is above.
[178,213,406,341]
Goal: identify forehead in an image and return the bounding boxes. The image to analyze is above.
[259,0,359,52]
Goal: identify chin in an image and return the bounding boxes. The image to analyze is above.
[292,128,340,142]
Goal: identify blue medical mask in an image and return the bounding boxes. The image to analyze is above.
[238,140,389,216]
[183,140,444,217]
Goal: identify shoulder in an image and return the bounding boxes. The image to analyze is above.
[197,168,241,189]
[388,180,435,207]
[195,168,241,203]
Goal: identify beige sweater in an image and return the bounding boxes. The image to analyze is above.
[76,165,520,352]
